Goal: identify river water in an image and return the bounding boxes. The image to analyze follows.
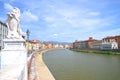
[43,49,120,80]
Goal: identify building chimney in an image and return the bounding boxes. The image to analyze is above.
[75,40,78,42]
[89,37,93,40]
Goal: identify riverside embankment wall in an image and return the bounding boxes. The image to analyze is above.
[34,49,55,80]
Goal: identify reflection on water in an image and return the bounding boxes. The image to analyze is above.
[43,49,120,80]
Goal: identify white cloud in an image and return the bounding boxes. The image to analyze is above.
[53,34,58,37]
[48,34,58,38]
[80,18,100,26]
[4,3,13,11]
[43,5,111,32]
[88,12,100,16]
[21,11,39,22]
[44,16,55,23]
[56,8,79,18]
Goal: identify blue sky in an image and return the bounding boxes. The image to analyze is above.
[0,0,120,42]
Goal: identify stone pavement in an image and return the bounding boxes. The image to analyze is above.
[28,49,55,80]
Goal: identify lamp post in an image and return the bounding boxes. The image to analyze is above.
[26,29,30,56]
[26,29,30,40]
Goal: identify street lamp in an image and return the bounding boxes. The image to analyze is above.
[26,29,30,40]
[26,29,30,56]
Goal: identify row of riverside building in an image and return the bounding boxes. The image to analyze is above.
[73,36,120,50]
[25,40,72,52]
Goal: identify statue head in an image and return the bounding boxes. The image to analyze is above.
[11,7,20,21]
[7,7,20,21]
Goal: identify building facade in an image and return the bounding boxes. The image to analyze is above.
[101,36,119,50]
[0,21,8,50]
[73,40,80,49]
[73,37,98,49]
[115,35,120,48]
[91,40,102,49]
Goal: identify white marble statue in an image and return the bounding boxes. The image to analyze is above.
[6,7,22,39]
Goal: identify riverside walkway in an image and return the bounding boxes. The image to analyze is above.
[28,49,55,80]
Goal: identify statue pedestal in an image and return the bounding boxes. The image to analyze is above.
[1,39,27,68]
[0,39,27,80]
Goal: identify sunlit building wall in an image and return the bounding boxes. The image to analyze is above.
[0,21,8,50]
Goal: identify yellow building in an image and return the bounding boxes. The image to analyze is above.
[25,40,33,51]
[31,40,39,51]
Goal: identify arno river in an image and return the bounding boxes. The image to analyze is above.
[43,49,120,80]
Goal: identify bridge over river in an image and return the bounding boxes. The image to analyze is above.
[43,49,120,80]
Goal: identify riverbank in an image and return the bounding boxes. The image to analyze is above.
[34,49,55,80]
[71,49,120,55]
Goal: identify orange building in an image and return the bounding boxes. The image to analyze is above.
[85,37,98,48]
[43,42,53,49]
[73,37,98,49]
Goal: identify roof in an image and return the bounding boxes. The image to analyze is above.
[0,21,7,26]
[32,39,40,43]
